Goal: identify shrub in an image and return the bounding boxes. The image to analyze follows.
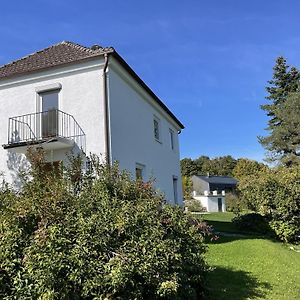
[237,166,300,243]
[0,150,208,299]
[269,220,300,243]
[184,199,204,212]
[232,213,271,234]
[225,193,244,213]
[182,176,193,200]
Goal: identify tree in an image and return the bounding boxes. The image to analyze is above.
[259,56,300,165]
[233,158,268,180]
[274,91,300,166]
[181,156,237,177]
[180,158,198,177]
[210,156,237,177]
[182,175,193,200]
[194,156,210,175]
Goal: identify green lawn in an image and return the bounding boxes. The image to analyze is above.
[199,213,300,299]
[200,212,238,233]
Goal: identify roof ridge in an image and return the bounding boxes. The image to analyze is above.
[0,41,114,70]
[0,41,67,69]
[61,41,115,54]
[60,41,102,54]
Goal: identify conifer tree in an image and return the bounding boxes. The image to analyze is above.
[259,56,300,165]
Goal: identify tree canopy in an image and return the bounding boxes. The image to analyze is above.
[259,56,300,166]
[181,155,237,178]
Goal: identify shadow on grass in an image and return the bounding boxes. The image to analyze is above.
[203,220,277,244]
[207,220,238,233]
[206,266,271,300]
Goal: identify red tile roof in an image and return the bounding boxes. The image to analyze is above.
[0,41,113,79]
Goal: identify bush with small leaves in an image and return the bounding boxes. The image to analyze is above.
[0,150,209,299]
[232,213,272,235]
[238,166,300,243]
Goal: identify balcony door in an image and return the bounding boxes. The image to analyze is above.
[40,90,59,138]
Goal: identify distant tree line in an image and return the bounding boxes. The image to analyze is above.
[180,155,266,178]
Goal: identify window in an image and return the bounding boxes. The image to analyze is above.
[169,129,174,150]
[173,176,178,205]
[153,117,161,141]
[135,163,145,181]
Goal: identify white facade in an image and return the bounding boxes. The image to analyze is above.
[193,194,226,212]
[0,53,183,205]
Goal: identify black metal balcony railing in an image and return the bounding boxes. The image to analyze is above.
[7,110,86,152]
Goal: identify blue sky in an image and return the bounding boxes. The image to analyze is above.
[1,0,300,161]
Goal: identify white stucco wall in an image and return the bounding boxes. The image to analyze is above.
[107,59,183,205]
[0,54,184,205]
[0,59,106,185]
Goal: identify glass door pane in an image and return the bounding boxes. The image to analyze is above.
[41,91,59,138]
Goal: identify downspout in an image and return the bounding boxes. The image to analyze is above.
[103,53,111,165]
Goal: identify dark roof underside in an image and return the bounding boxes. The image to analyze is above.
[0,41,184,129]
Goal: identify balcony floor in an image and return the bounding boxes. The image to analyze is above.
[3,137,75,154]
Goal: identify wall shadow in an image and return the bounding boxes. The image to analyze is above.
[206,266,271,300]
[6,151,30,189]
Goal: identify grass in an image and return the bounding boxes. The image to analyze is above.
[199,212,300,299]
[200,212,238,233]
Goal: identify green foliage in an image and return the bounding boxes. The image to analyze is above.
[233,158,268,180]
[181,155,237,177]
[225,193,244,213]
[0,150,208,299]
[205,156,237,177]
[180,158,198,177]
[269,220,299,243]
[232,213,271,234]
[181,175,193,200]
[184,199,204,212]
[238,166,300,243]
[259,56,300,165]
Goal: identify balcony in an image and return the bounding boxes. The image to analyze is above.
[3,110,86,154]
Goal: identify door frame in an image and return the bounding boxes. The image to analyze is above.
[36,86,61,139]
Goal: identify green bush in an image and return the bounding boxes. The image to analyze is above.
[225,193,244,213]
[0,150,208,299]
[269,220,299,243]
[182,175,193,200]
[184,199,204,212]
[238,166,300,243]
[232,213,271,234]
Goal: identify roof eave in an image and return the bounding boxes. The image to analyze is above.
[109,51,184,130]
[0,54,106,82]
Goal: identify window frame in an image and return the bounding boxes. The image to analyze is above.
[153,116,161,143]
[135,163,145,181]
[172,175,179,205]
[169,128,175,150]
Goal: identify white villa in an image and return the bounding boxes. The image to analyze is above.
[0,41,184,205]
